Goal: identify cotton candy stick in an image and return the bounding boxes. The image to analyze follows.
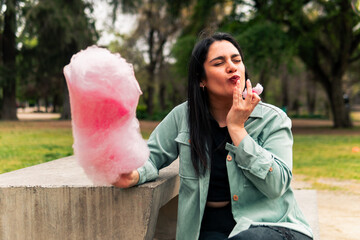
[64,46,149,185]
[242,82,263,98]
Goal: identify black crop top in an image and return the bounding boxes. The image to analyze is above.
[206,116,232,202]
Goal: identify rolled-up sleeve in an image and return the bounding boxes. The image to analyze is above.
[137,105,184,185]
[226,113,293,199]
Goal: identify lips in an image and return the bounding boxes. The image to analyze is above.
[229,75,240,84]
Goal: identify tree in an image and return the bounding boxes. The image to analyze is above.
[0,0,18,120]
[21,0,98,119]
[250,0,360,128]
[174,0,360,127]
[110,0,193,115]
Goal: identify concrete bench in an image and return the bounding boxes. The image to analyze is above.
[0,156,319,240]
[0,156,179,240]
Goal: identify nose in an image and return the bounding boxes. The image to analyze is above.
[226,61,237,73]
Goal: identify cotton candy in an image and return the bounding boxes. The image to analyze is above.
[242,82,263,98]
[64,46,149,185]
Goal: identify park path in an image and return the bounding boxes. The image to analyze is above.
[292,175,360,240]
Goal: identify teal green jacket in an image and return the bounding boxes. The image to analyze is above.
[137,102,313,239]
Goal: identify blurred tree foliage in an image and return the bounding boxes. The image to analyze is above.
[1,0,359,128]
[246,0,360,128]
[172,0,360,128]
[20,0,98,119]
[109,0,196,115]
[0,0,97,120]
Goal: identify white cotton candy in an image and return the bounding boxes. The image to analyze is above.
[63,46,149,185]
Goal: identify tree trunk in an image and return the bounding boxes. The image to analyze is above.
[258,67,270,101]
[61,79,71,119]
[328,77,352,128]
[158,62,167,111]
[305,72,316,115]
[52,93,59,113]
[45,97,49,112]
[280,64,289,112]
[145,26,156,116]
[1,0,18,120]
[159,81,166,110]
[145,82,155,116]
[36,99,40,112]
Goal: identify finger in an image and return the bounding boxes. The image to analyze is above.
[251,93,261,105]
[246,79,252,101]
[233,80,240,106]
[121,172,132,180]
[237,80,243,102]
[253,93,261,102]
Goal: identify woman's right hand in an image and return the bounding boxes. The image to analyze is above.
[226,79,261,146]
[112,170,139,188]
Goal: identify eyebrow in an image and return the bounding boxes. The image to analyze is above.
[209,54,241,63]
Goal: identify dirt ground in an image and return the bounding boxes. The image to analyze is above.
[275,118,360,240]
[316,190,360,240]
[292,175,360,240]
[16,113,360,240]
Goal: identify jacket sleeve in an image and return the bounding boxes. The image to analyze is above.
[225,112,293,199]
[137,108,181,185]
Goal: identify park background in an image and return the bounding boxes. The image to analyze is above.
[1,0,360,240]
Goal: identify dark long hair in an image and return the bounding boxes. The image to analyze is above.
[188,32,249,176]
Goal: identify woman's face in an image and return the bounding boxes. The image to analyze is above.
[202,40,246,102]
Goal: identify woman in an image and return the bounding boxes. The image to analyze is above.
[113,32,313,240]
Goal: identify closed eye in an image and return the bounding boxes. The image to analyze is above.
[214,62,224,66]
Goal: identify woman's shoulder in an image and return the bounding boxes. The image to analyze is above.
[172,101,188,111]
[167,101,188,118]
[256,102,289,121]
[250,102,292,134]
[160,101,189,129]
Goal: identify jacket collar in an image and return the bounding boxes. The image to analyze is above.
[249,102,263,119]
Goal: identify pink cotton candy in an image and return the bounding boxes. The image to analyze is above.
[64,46,149,185]
[242,82,263,98]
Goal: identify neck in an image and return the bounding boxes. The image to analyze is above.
[208,96,232,127]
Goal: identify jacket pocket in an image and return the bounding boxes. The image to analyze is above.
[175,132,198,179]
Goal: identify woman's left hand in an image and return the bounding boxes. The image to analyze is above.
[226,79,261,146]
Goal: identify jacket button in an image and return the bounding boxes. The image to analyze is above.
[233,195,239,201]
[227,155,232,161]
[269,167,273,172]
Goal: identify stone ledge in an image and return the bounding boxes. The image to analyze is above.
[0,156,179,240]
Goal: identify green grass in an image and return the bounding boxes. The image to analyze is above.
[0,120,154,174]
[1,120,360,185]
[0,121,74,174]
[293,135,360,180]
